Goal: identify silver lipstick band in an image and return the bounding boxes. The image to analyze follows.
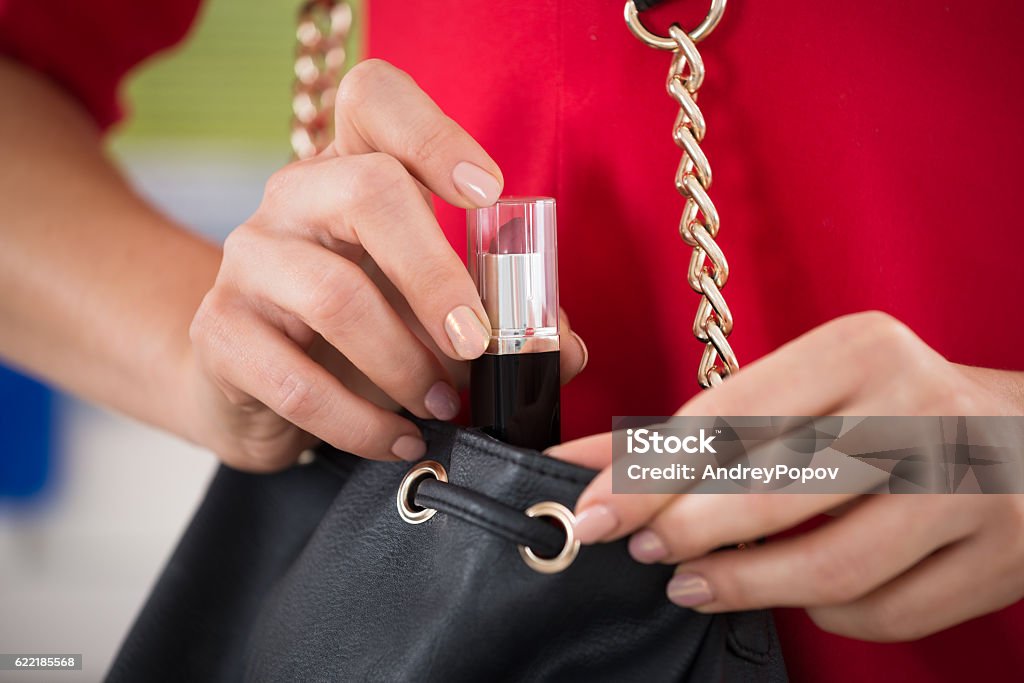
[485,335,560,355]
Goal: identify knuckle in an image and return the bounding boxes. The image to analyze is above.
[825,311,932,384]
[220,227,248,260]
[806,604,916,642]
[341,414,381,456]
[856,602,922,642]
[362,152,408,187]
[344,153,409,209]
[805,607,847,637]
[804,607,876,641]
[305,263,376,329]
[261,164,301,207]
[855,310,917,349]
[189,292,233,356]
[403,119,453,167]
[274,369,326,425]
[337,58,403,107]
[408,256,457,301]
[375,348,431,393]
[220,224,265,265]
[805,546,864,604]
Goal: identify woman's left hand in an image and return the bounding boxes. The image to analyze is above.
[548,311,1024,642]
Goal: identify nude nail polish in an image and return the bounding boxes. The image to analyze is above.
[629,530,668,564]
[667,573,713,608]
[392,434,427,462]
[445,306,489,360]
[452,161,501,207]
[573,505,619,544]
[424,381,460,421]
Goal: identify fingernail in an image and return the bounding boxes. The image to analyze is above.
[573,505,619,544]
[452,161,501,207]
[445,305,490,359]
[667,572,713,608]
[571,331,589,374]
[392,434,427,462]
[424,381,460,421]
[629,530,668,564]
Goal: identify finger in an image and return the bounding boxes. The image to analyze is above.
[194,301,426,463]
[546,430,612,471]
[333,59,503,208]
[546,426,679,545]
[806,526,1020,642]
[550,424,846,549]
[559,308,588,386]
[226,230,460,421]
[556,311,927,544]
[631,493,856,564]
[549,441,674,547]
[664,494,975,612]
[257,154,491,361]
[678,311,930,417]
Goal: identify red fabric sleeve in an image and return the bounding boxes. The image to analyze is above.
[0,0,202,130]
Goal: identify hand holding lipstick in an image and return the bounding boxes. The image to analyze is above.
[186,59,587,471]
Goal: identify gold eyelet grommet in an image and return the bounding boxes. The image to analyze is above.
[396,460,447,524]
[517,501,581,574]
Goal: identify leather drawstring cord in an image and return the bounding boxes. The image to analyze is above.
[413,478,567,558]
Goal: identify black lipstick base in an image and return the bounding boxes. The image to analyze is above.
[470,350,560,451]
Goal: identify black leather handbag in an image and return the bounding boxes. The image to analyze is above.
[109,0,786,676]
[107,419,787,681]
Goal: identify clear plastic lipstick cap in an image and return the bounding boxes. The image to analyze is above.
[468,197,559,344]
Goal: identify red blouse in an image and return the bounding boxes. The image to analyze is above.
[3,0,1023,679]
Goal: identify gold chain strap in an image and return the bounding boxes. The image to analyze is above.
[625,0,738,389]
[291,1,735,387]
[291,0,353,159]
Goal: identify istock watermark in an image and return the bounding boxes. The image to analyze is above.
[611,416,1024,494]
[626,428,718,454]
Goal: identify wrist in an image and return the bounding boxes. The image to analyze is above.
[140,237,223,447]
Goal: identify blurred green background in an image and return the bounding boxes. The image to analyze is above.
[106,0,365,245]
[113,0,363,151]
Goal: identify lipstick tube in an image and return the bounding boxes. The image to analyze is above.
[468,197,560,451]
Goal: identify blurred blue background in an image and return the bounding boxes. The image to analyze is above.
[0,366,52,501]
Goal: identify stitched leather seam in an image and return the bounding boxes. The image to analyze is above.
[725,614,774,661]
[726,634,773,664]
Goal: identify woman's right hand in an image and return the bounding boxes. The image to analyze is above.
[185,59,587,472]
